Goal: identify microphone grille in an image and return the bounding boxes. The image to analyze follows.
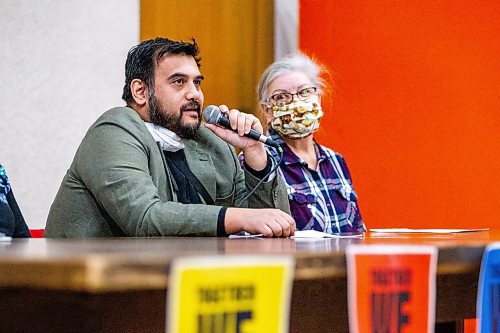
[202,105,220,124]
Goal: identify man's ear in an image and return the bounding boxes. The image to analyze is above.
[130,79,148,106]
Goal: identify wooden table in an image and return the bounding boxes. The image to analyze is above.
[0,231,497,333]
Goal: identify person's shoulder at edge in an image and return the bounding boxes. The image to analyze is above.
[0,164,7,183]
[0,164,10,200]
[0,164,31,238]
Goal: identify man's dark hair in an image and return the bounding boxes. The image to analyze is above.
[122,37,201,105]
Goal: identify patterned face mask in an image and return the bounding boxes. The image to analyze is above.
[270,95,324,139]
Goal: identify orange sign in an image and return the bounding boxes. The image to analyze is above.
[346,245,437,333]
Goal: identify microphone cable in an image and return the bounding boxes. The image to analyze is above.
[235,146,284,208]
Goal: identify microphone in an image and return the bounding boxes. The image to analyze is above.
[203,105,279,148]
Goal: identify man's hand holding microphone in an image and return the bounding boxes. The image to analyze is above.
[203,105,295,237]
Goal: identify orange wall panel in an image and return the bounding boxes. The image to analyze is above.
[299,1,500,229]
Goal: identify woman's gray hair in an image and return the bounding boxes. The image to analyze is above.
[257,52,326,105]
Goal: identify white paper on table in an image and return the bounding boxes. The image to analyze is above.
[369,228,489,234]
[228,232,264,239]
[228,230,364,239]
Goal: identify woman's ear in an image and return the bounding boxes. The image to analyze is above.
[130,79,148,106]
[260,103,273,124]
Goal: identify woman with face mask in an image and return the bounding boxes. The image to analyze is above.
[253,53,365,234]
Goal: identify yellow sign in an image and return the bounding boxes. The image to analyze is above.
[167,256,295,333]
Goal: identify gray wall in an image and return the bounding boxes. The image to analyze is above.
[0,0,139,229]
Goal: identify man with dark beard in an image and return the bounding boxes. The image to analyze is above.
[45,38,295,238]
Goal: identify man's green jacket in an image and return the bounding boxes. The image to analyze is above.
[45,107,290,238]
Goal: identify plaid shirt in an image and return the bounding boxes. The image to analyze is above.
[266,129,365,233]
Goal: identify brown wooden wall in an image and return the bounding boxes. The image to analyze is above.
[141,0,274,116]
